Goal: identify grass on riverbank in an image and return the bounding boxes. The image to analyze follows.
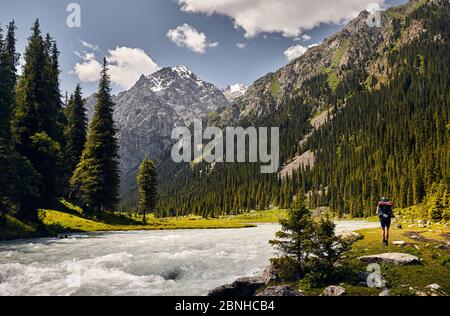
[287,222,450,296]
[0,202,287,240]
[40,202,287,233]
[0,215,43,240]
[39,209,261,232]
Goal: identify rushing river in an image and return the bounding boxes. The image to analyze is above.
[0,221,378,296]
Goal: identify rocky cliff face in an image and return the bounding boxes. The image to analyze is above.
[86,66,229,173]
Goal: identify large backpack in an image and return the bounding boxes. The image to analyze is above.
[378,201,393,218]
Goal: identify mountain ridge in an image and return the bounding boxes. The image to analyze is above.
[153,0,449,218]
[85,65,230,174]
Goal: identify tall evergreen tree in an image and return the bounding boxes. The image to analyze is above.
[13,20,65,217]
[14,20,47,155]
[0,21,20,223]
[71,58,120,215]
[45,35,66,145]
[137,159,157,222]
[64,84,87,177]
[0,21,18,141]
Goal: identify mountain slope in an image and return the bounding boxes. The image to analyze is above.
[223,84,248,103]
[86,66,229,174]
[154,0,449,218]
[218,8,394,125]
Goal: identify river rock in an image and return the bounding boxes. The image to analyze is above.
[322,286,346,296]
[208,284,237,297]
[425,284,447,296]
[426,284,441,291]
[339,231,362,242]
[358,253,421,265]
[208,277,265,297]
[256,286,304,297]
[261,264,279,284]
[379,288,390,296]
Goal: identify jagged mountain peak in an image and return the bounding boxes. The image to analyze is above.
[86,64,230,174]
[171,65,194,77]
[223,84,249,102]
[140,65,216,95]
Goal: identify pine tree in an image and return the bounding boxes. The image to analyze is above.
[0,21,18,141]
[14,20,47,155]
[64,84,87,176]
[46,36,66,145]
[136,159,157,222]
[269,197,314,276]
[13,20,65,216]
[71,58,120,215]
[0,22,19,223]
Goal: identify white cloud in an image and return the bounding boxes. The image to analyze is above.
[284,43,320,61]
[167,23,218,53]
[294,34,312,41]
[73,53,102,82]
[72,47,160,89]
[284,45,308,61]
[79,40,101,51]
[301,34,312,41]
[236,43,246,49]
[178,0,385,38]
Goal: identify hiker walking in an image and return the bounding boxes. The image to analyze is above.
[377,197,394,246]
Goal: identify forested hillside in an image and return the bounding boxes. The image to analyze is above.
[155,0,449,219]
[0,20,120,228]
[304,3,449,216]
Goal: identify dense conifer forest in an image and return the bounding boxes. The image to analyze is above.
[0,1,448,224]
[0,20,120,224]
[156,2,449,219]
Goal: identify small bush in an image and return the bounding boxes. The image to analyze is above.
[270,256,301,282]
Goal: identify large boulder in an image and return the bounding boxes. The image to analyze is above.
[208,277,264,297]
[256,286,304,297]
[261,264,279,284]
[358,253,421,265]
[322,286,346,296]
[339,231,363,242]
[208,284,237,297]
[425,284,447,296]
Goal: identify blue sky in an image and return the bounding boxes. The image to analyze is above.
[0,0,406,96]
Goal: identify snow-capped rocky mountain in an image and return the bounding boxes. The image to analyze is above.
[86,66,229,174]
[223,84,248,103]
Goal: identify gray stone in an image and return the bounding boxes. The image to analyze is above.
[261,264,279,284]
[208,277,265,297]
[393,241,406,246]
[358,253,421,265]
[426,284,441,291]
[379,288,390,296]
[256,286,304,297]
[208,284,237,297]
[322,286,346,296]
[339,231,363,242]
